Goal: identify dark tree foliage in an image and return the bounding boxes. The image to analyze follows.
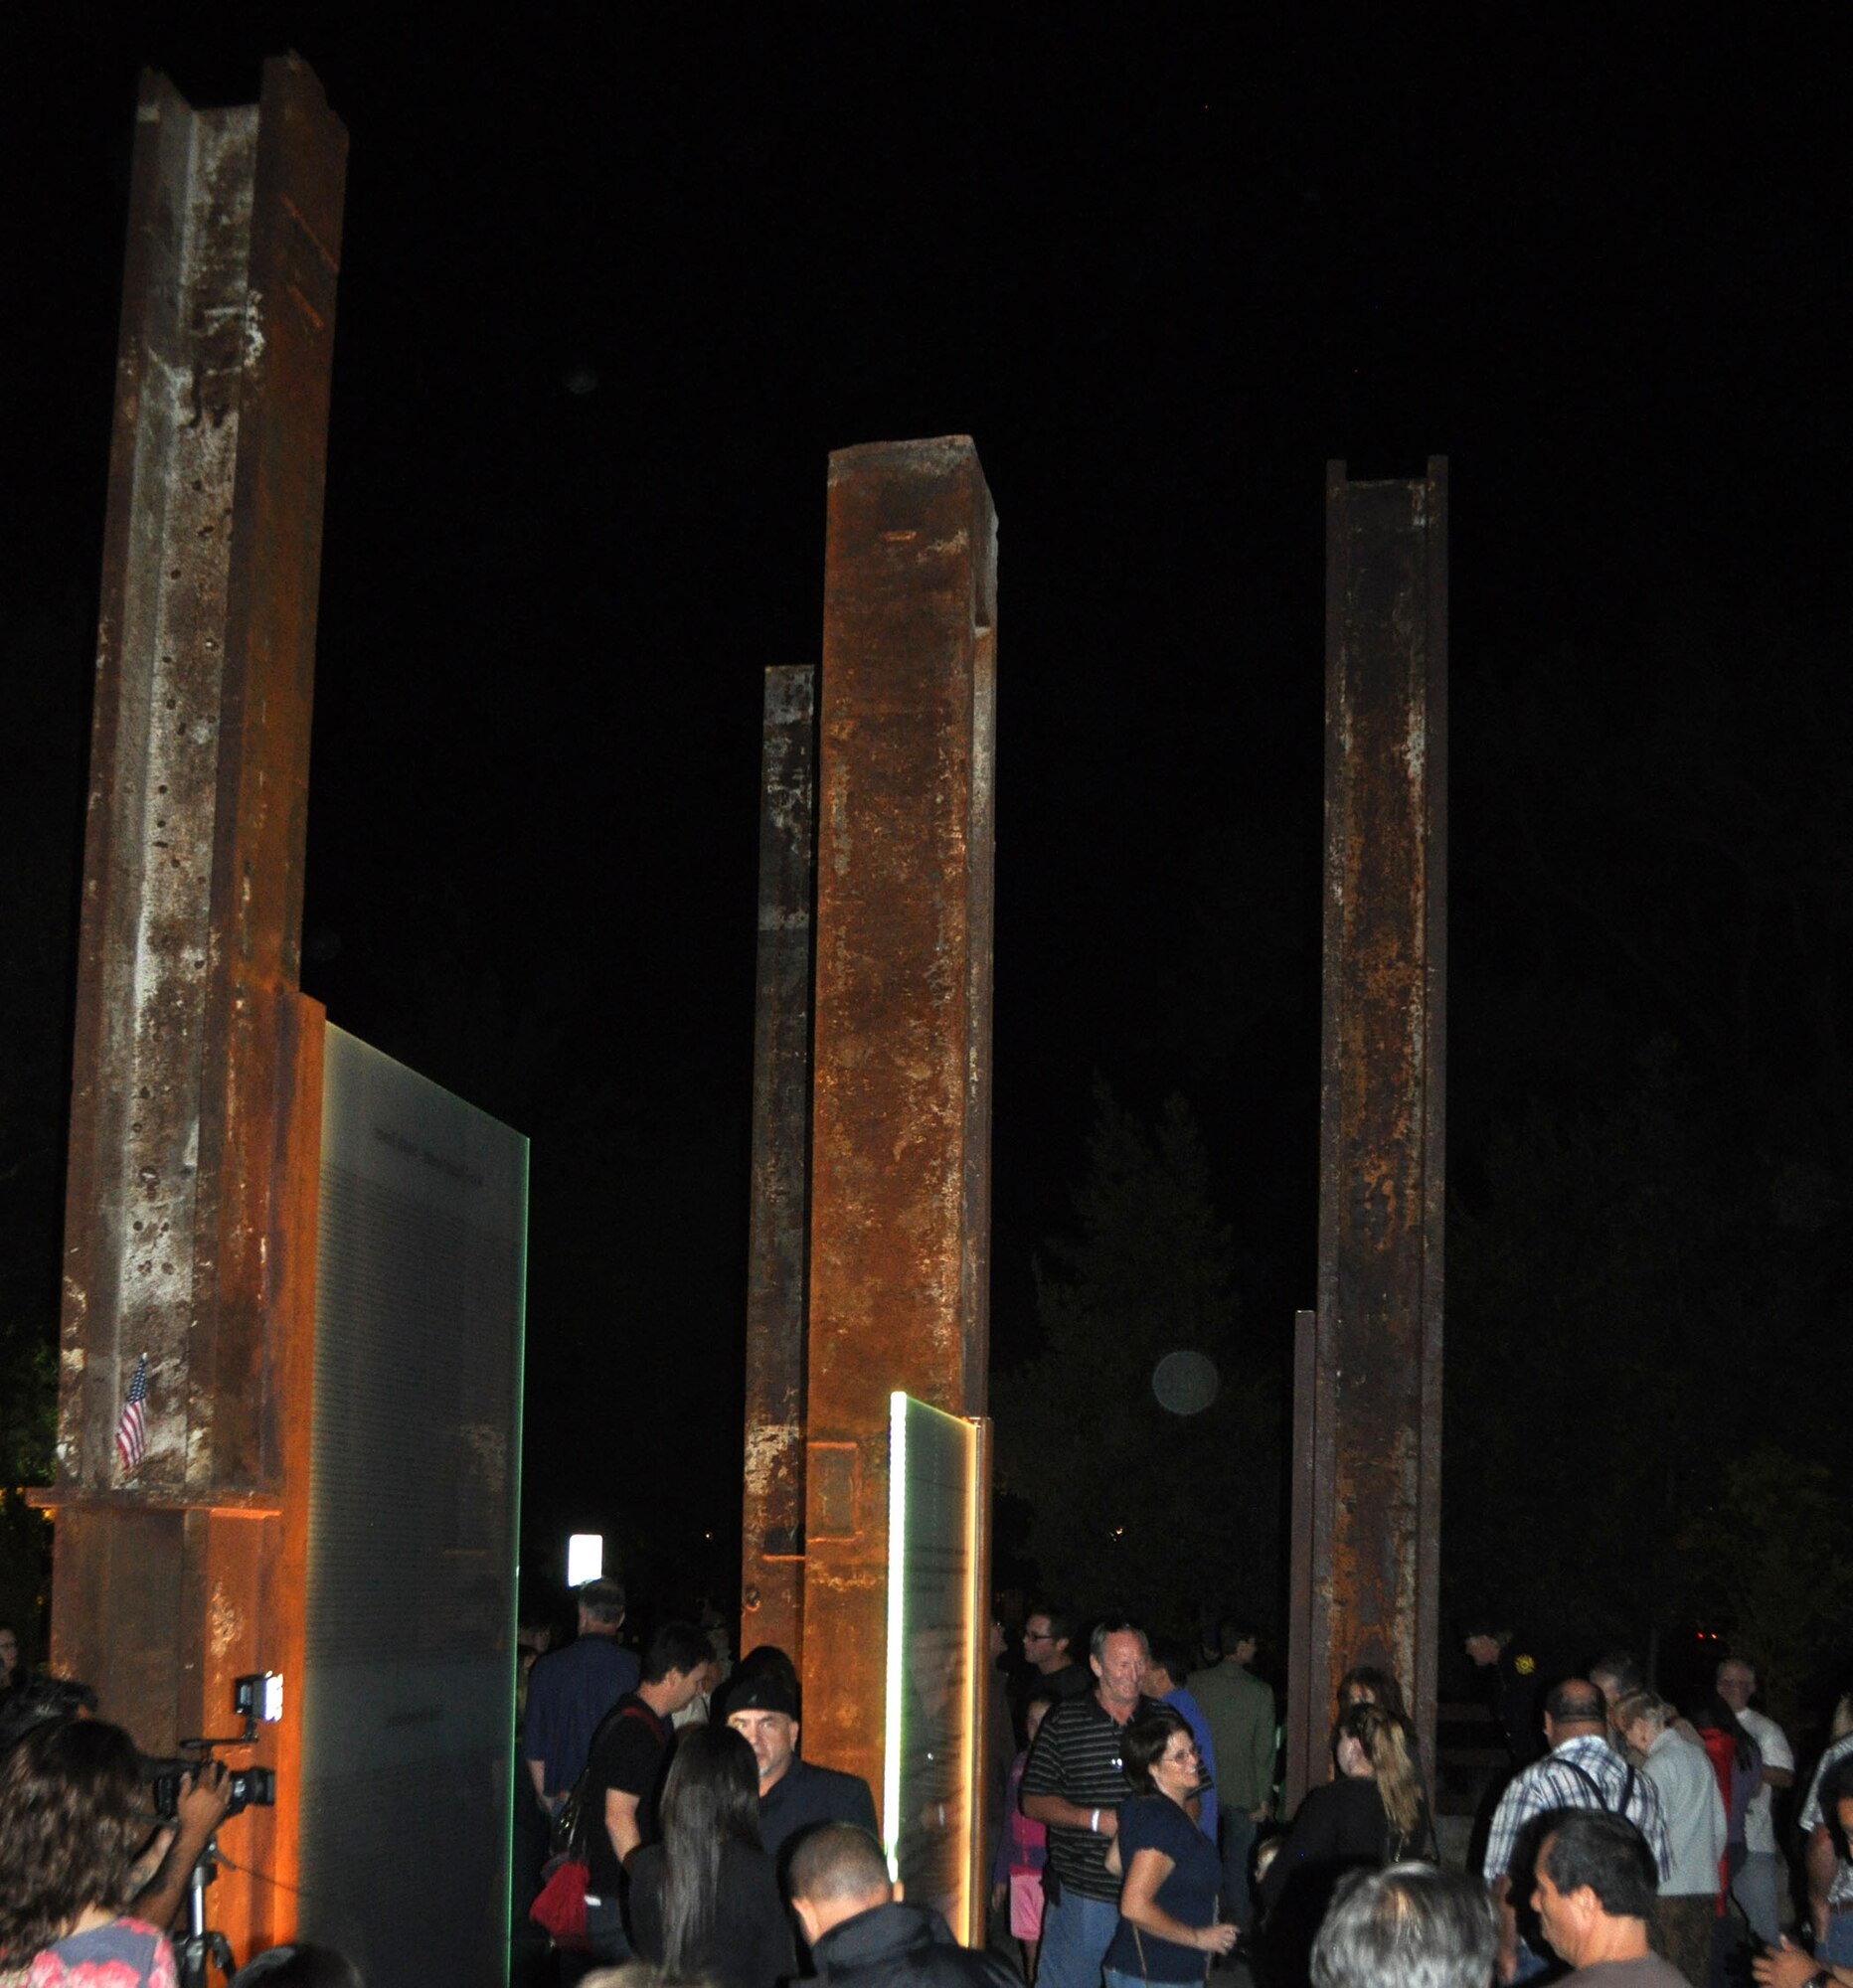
[992,1085,1281,1630]
[0,600,88,1647]
[1443,609,1852,1709]
[1446,1047,1748,1653]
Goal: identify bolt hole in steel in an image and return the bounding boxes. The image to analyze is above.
[1151,1350,1220,1414]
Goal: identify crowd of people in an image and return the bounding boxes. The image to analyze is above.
[511,1599,1493,1985]
[509,1586,1023,1988]
[11,1594,1853,1988]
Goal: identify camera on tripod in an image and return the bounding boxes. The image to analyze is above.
[146,1758,276,1821]
[141,1671,283,1822]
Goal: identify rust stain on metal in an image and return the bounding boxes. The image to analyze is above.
[801,437,997,1816]
[48,56,346,1958]
[210,1585,242,1660]
[742,665,817,1662]
[1287,459,1447,1806]
[59,55,344,1503]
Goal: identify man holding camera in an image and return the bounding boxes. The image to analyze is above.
[128,1758,235,1933]
[0,1673,234,1957]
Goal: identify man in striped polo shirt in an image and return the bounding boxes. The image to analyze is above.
[1022,1618,1159,1988]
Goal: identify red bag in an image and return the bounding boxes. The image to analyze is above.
[529,1854,590,1945]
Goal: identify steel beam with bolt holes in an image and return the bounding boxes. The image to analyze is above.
[741,665,817,1668]
[33,58,346,1956]
[1286,458,1447,1806]
[800,438,997,1829]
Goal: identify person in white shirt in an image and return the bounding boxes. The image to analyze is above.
[1717,1656,1795,1947]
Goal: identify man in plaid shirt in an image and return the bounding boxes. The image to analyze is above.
[1800,1738,1853,1962]
[1482,1678,1672,1982]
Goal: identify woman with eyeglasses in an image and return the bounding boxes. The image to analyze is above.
[1099,1705,1237,1988]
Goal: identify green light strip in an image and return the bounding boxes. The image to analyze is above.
[883,1390,908,1880]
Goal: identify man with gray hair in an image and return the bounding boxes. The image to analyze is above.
[524,1576,638,1814]
[1311,1862,1499,1988]
[1022,1617,1158,1988]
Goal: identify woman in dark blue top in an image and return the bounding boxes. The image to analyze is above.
[1102,1705,1238,1986]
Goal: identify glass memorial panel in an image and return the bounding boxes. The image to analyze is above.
[297,1027,528,1985]
[885,1393,984,1944]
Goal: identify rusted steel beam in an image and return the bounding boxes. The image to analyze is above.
[1287,458,1447,1804]
[741,664,816,1667]
[1283,1307,1321,1804]
[38,55,345,1952]
[801,437,997,1815]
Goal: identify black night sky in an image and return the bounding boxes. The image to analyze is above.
[5,11,1848,1690]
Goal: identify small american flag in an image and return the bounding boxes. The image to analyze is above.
[114,1352,150,1474]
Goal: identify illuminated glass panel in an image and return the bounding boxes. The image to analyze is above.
[884,1393,984,1944]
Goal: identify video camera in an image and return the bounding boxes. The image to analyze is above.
[142,1670,283,1822]
[144,1756,276,1822]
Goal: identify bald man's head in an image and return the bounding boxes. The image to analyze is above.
[1544,1679,1607,1745]
[787,1824,894,1945]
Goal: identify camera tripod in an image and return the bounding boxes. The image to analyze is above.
[175,1831,236,1988]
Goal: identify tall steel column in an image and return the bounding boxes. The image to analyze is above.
[800,437,997,1802]
[35,58,345,1952]
[741,665,816,1666]
[1286,458,1447,1803]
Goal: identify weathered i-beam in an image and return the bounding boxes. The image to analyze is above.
[741,665,816,1664]
[800,437,997,1803]
[35,57,345,1954]
[1286,458,1447,1804]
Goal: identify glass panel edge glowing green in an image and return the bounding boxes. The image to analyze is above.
[883,1390,908,1880]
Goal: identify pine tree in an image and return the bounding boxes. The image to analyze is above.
[993,1084,1281,1629]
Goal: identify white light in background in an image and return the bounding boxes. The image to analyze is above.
[567,1533,603,1586]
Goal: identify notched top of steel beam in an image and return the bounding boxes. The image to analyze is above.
[826,435,998,642]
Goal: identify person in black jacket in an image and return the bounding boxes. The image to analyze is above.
[1464,1621,1544,1767]
[1258,1704,1432,1985]
[725,1668,881,1867]
[789,1823,1018,1988]
[627,1724,793,1988]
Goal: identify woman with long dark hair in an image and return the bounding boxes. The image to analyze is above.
[626,1723,792,1988]
[0,1717,175,1985]
[1336,1665,1409,1726]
